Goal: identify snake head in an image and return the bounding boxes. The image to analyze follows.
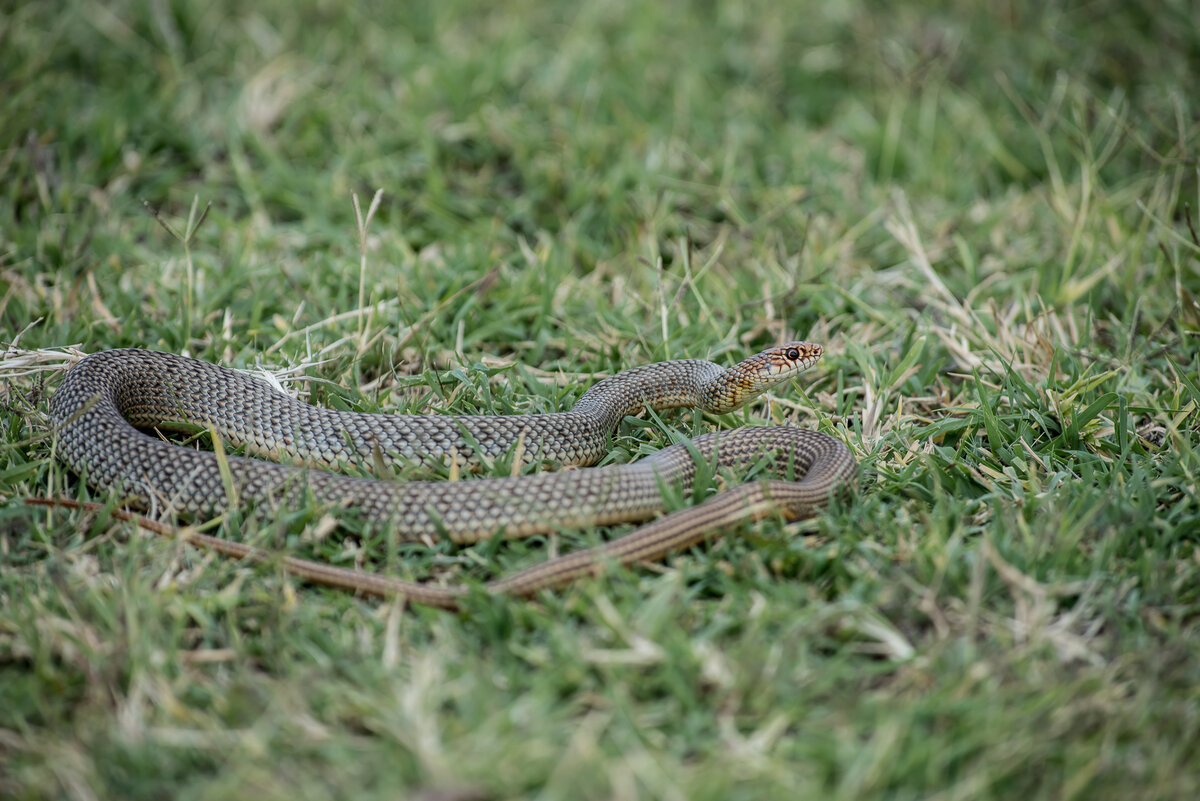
[707,341,824,413]
[758,341,823,378]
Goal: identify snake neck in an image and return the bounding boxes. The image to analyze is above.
[568,359,732,430]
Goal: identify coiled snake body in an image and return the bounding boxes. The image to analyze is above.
[49,343,855,608]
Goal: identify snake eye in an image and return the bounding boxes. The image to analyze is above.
[786,347,801,361]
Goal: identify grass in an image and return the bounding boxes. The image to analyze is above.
[2,0,1199,798]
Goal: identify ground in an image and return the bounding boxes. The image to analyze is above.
[1,0,1198,799]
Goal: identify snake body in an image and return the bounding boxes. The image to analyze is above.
[49,344,855,608]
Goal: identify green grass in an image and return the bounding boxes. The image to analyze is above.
[2,0,1199,798]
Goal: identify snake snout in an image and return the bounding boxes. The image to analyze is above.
[797,342,823,364]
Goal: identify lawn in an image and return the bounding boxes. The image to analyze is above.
[1,0,1198,798]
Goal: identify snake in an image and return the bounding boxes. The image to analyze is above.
[47,343,856,609]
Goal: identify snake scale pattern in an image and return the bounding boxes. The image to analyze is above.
[48,343,856,608]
